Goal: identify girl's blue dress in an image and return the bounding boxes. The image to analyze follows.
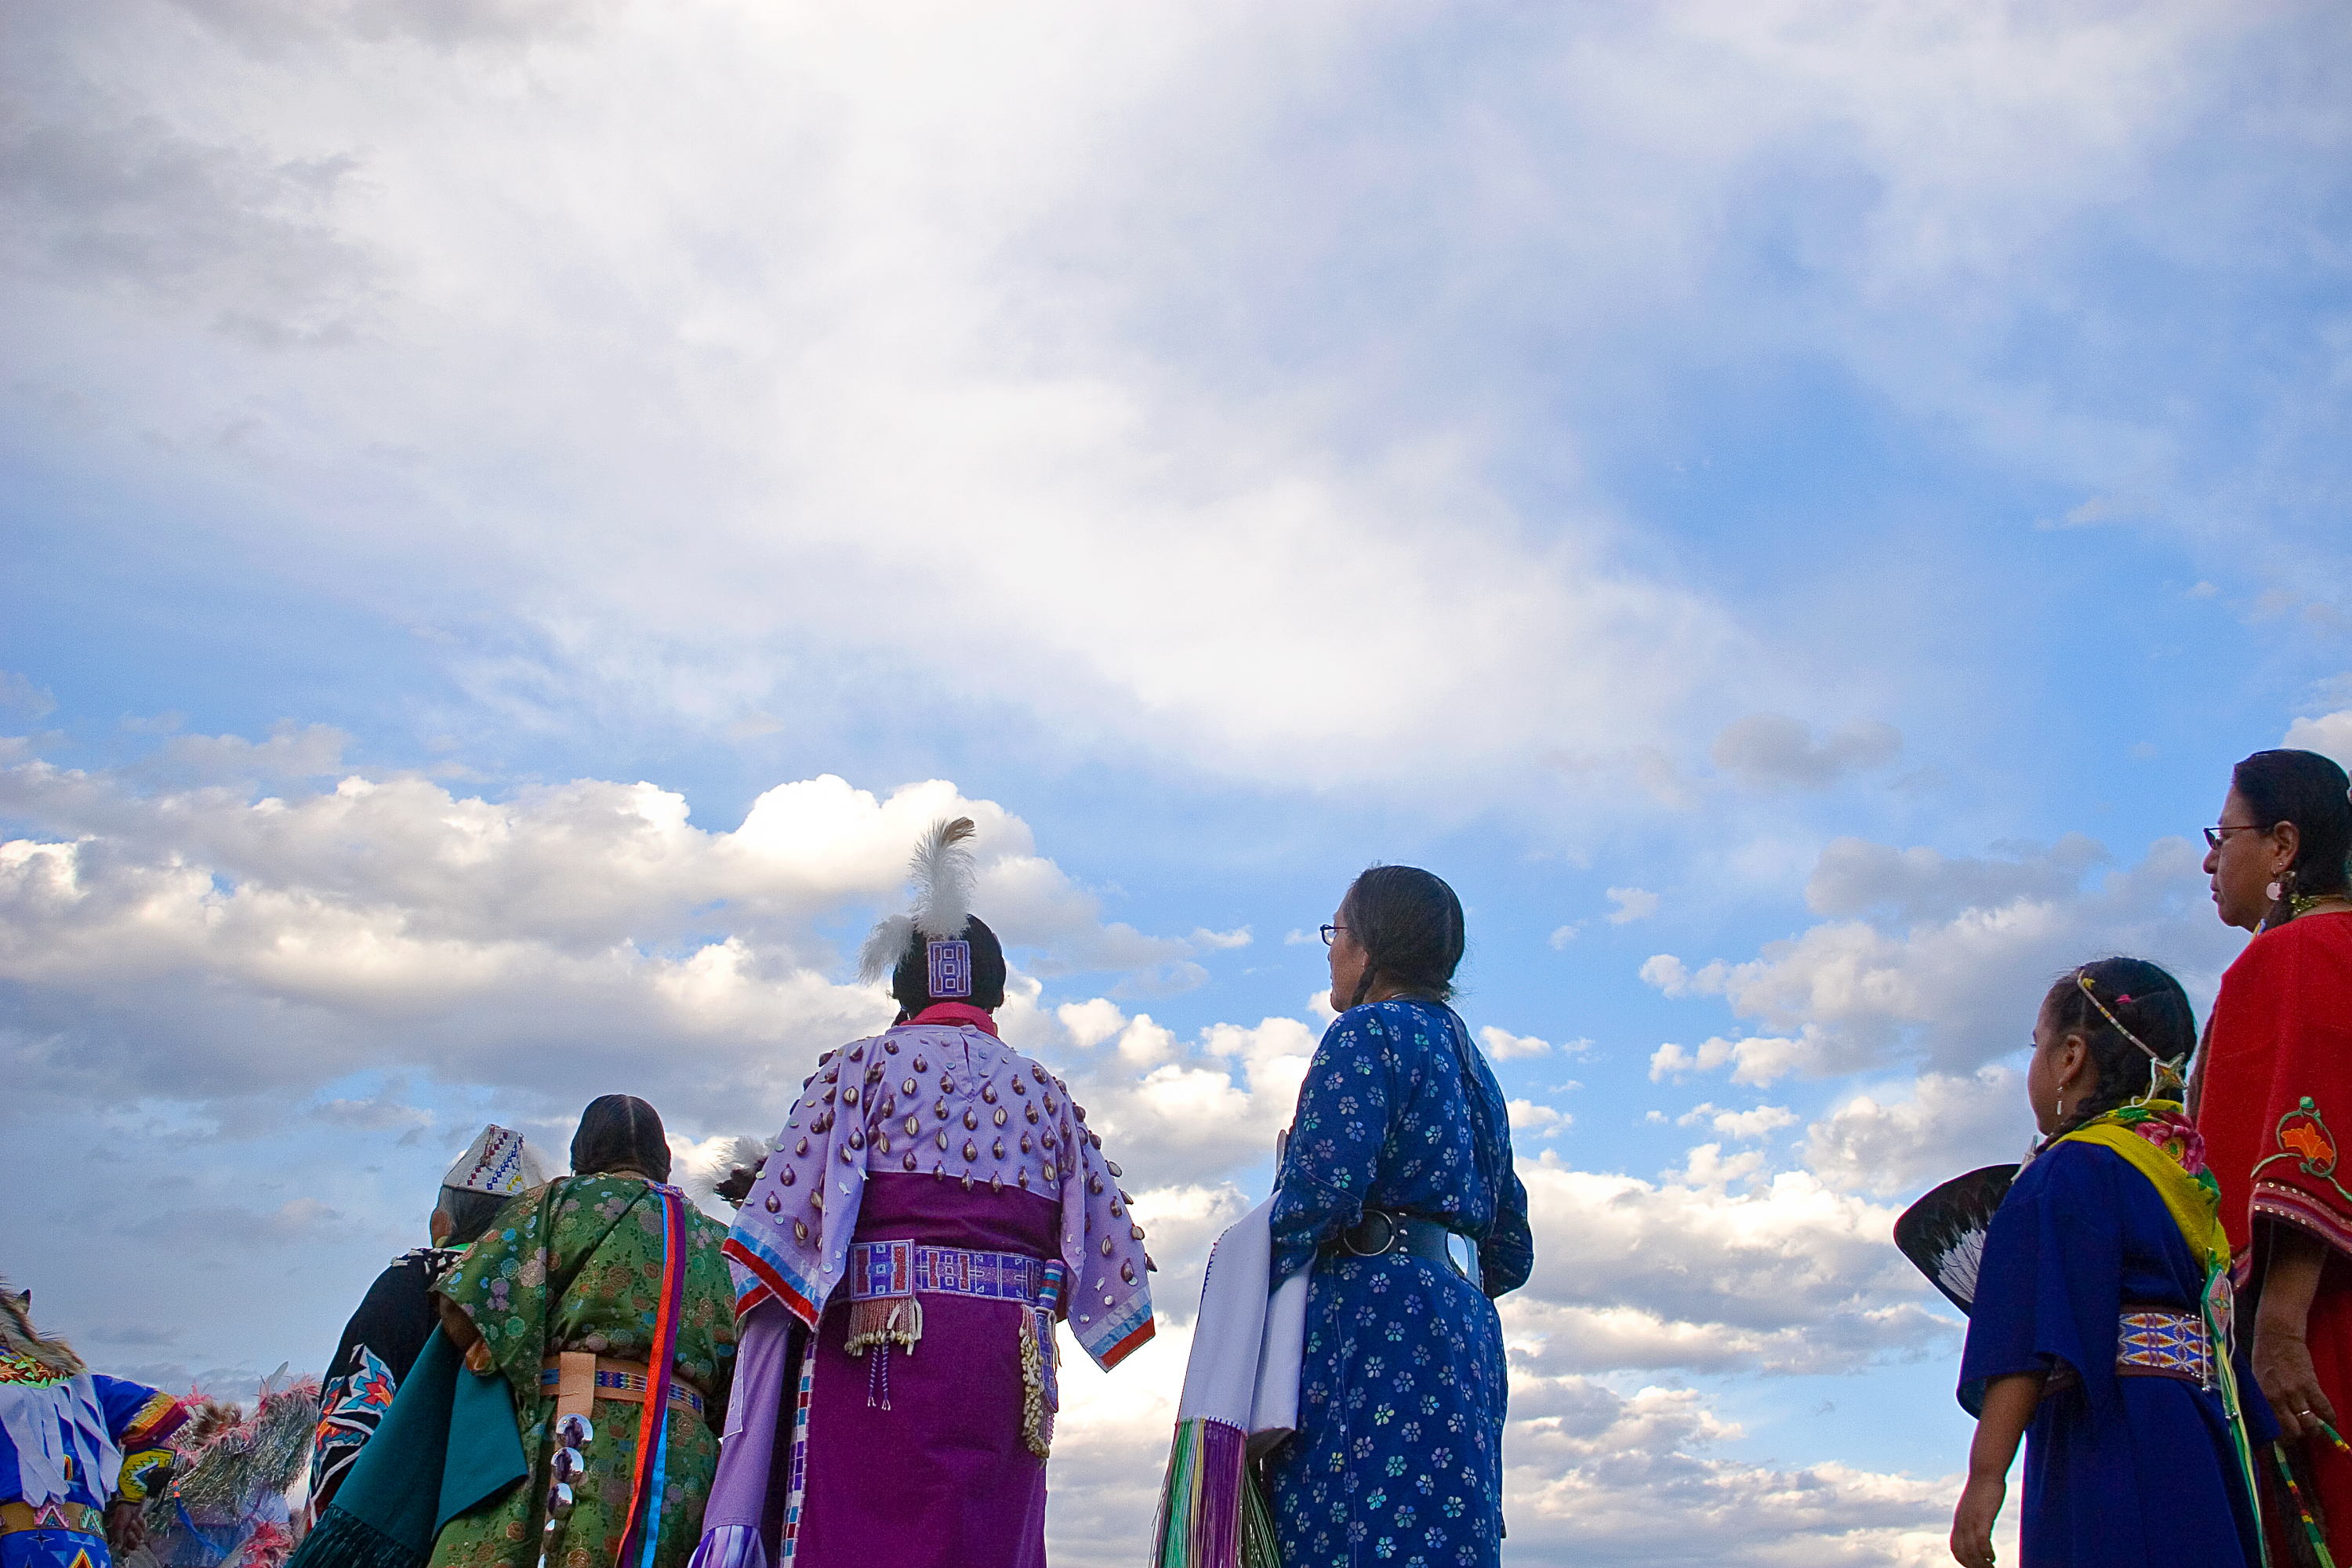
[1267,997,1534,1568]
[1959,1138,2272,1567]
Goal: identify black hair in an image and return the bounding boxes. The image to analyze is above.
[2041,956,2198,1138]
[889,915,1007,1018]
[435,1185,508,1247]
[2233,748,2352,916]
[570,1094,673,1181]
[1338,866,1466,1009]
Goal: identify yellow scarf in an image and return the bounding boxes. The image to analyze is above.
[2056,1116,2229,1273]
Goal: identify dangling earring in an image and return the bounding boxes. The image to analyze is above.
[2054,1094,2066,1121]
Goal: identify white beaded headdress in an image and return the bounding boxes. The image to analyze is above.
[442,1123,550,1196]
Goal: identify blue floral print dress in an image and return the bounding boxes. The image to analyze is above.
[1267,997,1534,1568]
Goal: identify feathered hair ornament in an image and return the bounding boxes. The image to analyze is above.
[857,817,978,985]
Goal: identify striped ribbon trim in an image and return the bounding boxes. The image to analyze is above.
[616,1184,691,1568]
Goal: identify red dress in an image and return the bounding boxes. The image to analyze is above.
[2198,910,2352,1551]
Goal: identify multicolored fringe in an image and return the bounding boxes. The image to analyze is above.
[616,1185,689,1568]
[1150,1417,1279,1568]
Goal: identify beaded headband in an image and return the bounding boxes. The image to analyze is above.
[2073,968,2186,1102]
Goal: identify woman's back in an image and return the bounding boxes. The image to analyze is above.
[1270,997,1530,1287]
[1265,996,1532,1568]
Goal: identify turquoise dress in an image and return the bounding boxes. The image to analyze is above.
[1266,998,1534,1568]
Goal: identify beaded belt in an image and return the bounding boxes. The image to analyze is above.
[2115,1307,2213,1385]
[847,1240,1044,1304]
[0,1501,107,1537]
[539,1352,706,1417]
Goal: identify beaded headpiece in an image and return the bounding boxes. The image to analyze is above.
[2073,968,2187,1102]
[442,1123,550,1196]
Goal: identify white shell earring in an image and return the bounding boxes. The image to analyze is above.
[2267,879,2285,902]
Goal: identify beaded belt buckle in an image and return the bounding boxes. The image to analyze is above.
[848,1240,1041,1305]
[2115,1308,2212,1385]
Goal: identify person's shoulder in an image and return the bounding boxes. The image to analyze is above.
[2013,1137,2129,1203]
[1349,996,1458,1041]
[2268,910,2352,958]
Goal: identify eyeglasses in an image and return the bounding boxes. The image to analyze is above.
[2204,824,2271,851]
[1319,924,1348,946]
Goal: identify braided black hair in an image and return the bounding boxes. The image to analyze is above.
[570,1094,673,1181]
[2041,956,2197,1141]
[1338,866,1466,1008]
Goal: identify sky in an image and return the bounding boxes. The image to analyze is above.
[3,1,2350,1563]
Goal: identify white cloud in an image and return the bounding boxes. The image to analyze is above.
[1642,834,2241,1076]
[2285,709,2352,768]
[1606,885,1661,924]
[1548,923,1579,949]
[1508,1098,1570,1138]
[1479,1025,1552,1060]
[1508,1151,1947,1375]
[1649,1031,1823,1087]
[1804,1067,2031,1199]
[1676,1102,1799,1141]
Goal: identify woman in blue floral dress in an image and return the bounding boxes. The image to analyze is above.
[1268,866,1534,1568]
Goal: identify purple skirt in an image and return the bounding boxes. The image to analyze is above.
[795,1174,1061,1568]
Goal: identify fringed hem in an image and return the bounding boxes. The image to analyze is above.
[1150,1417,1247,1568]
[842,1297,922,1356]
[285,1504,423,1568]
[686,1524,769,1568]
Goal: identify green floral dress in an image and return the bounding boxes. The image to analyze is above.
[429,1175,738,1568]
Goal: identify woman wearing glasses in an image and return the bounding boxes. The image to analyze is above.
[1267,866,1533,1568]
[2194,748,2352,1557]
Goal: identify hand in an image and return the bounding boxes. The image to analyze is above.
[107,1501,148,1554]
[2255,1321,2338,1443]
[1950,1475,2005,1568]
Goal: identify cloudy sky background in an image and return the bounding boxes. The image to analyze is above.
[5,2,2350,1563]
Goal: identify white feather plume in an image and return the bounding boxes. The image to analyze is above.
[857,913,916,985]
[910,816,978,938]
[853,817,979,985]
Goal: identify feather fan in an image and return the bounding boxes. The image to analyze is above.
[1893,1163,2018,1316]
[855,816,979,982]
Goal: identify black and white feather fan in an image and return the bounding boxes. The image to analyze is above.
[1893,1163,2019,1316]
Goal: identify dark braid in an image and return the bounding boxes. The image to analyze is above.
[1339,866,1466,1007]
[2042,956,2198,1142]
[570,1094,673,1181]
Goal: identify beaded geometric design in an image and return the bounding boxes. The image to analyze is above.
[2115,1308,2212,1381]
[846,1240,1041,1305]
[926,940,972,998]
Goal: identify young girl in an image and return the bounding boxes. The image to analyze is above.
[1951,956,2273,1568]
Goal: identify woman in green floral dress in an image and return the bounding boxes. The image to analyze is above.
[430,1097,737,1568]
